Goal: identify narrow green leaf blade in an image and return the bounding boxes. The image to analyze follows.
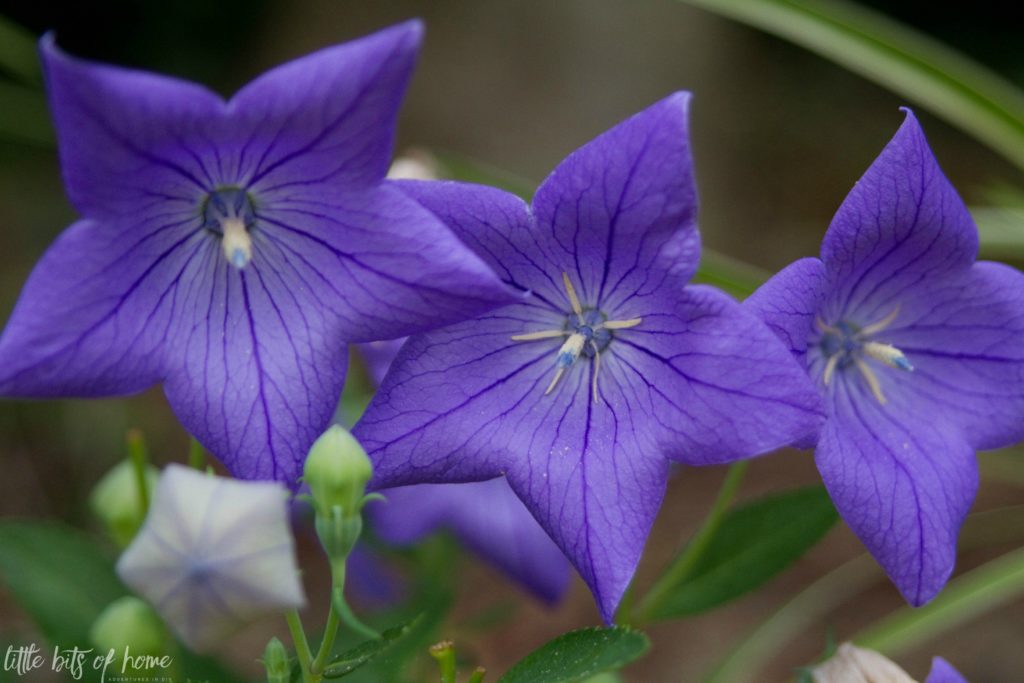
[323,618,420,678]
[0,16,41,84]
[0,520,127,646]
[0,81,54,147]
[695,248,770,298]
[650,486,838,620]
[679,0,1024,174]
[498,627,650,683]
[973,206,1024,259]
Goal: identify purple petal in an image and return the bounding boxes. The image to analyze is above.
[615,284,825,462]
[743,257,831,449]
[162,238,350,485]
[255,184,520,342]
[926,657,968,683]
[354,306,667,621]
[0,217,198,396]
[817,377,977,605]
[372,478,571,603]
[744,257,829,359]
[234,21,423,191]
[392,179,553,299]
[883,261,1024,451]
[40,35,223,218]
[531,93,700,309]
[820,110,978,321]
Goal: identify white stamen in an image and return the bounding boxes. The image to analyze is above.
[221,217,252,269]
[545,368,566,395]
[511,329,568,341]
[857,305,901,338]
[855,358,888,405]
[863,341,914,372]
[590,340,601,403]
[599,317,642,330]
[822,354,840,386]
[562,272,583,321]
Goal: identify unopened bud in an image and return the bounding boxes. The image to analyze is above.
[262,636,290,683]
[89,459,158,547]
[812,643,915,683]
[89,596,167,658]
[303,426,372,516]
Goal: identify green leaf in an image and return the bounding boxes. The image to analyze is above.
[0,16,41,84]
[648,486,838,620]
[678,0,1024,175]
[498,627,650,683]
[0,520,127,646]
[323,618,420,678]
[973,206,1024,259]
[0,520,244,683]
[0,81,54,147]
[695,249,770,298]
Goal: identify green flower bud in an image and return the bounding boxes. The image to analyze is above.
[89,596,167,658]
[89,460,158,547]
[262,636,290,683]
[303,425,372,516]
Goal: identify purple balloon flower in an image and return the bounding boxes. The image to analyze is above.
[354,339,571,603]
[354,93,824,621]
[371,480,571,603]
[926,657,968,683]
[0,22,515,485]
[745,111,1024,605]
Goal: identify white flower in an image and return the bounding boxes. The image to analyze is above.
[812,643,917,683]
[116,465,305,651]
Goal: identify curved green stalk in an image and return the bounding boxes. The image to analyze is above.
[855,545,1024,654]
[286,610,315,683]
[635,461,749,623]
[704,505,1024,681]
[678,0,1024,175]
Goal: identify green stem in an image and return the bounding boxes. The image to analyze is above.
[125,429,150,515]
[703,505,1024,682]
[635,461,749,623]
[855,545,1024,655]
[429,641,457,683]
[703,555,880,683]
[468,667,487,683]
[335,587,381,640]
[311,565,345,675]
[286,610,315,683]
[188,438,207,470]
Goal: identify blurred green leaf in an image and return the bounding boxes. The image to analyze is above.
[323,618,420,678]
[695,249,770,298]
[0,520,243,683]
[0,520,126,647]
[0,81,53,147]
[498,627,649,683]
[679,0,1024,175]
[648,486,838,620]
[0,16,41,84]
[973,206,1024,259]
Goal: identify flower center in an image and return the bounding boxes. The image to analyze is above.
[511,272,641,402]
[202,187,255,269]
[817,307,913,405]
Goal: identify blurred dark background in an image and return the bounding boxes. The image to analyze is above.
[0,1,1022,681]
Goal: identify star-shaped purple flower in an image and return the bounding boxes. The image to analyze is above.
[745,110,1024,605]
[354,340,571,603]
[353,93,824,621]
[0,22,515,485]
